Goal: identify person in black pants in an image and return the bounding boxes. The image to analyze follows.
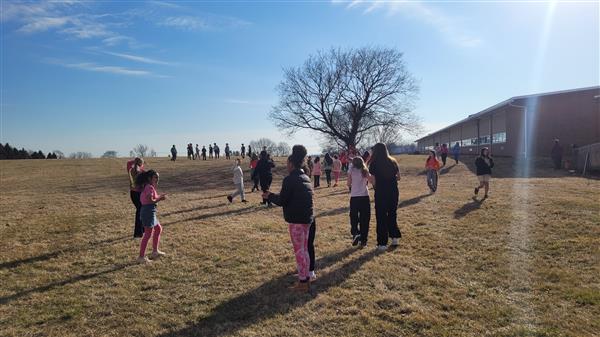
[128,157,145,237]
[347,156,371,247]
[255,150,275,205]
[201,146,207,160]
[369,143,401,251]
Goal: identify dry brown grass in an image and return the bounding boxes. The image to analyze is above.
[1,155,598,337]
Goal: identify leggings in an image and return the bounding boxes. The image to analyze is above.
[308,220,316,272]
[139,224,162,257]
[325,170,332,186]
[231,183,245,201]
[289,223,310,281]
[130,190,143,238]
[333,171,341,185]
[313,175,320,188]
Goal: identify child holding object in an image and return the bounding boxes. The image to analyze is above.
[228,159,248,203]
[347,157,371,247]
[425,150,440,193]
[264,145,315,292]
[136,170,167,264]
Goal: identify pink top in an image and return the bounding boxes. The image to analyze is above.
[140,184,159,205]
[349,168,370,197]
[312,162,322,176]
[332,159,342,172]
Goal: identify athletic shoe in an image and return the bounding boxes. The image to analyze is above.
[474,187,479,195]
[352,235,361,246]
[333,184,338,187]
[150,250,166,260]
[483,194,489,199]
[227,195,233,203]
[376,245,387,252]
[359,242,367,249]
[391,238,400,246]
[288,281,310,292]
[242,199,248,203]
[137,256,151,264]
[309,271,317,282]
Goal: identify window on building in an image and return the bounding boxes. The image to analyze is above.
[492,132,507,143]
[479,135,490,145]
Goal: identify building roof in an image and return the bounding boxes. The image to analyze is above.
[415,86,600,142]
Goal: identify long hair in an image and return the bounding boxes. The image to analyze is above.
[480,147,489,157]
[324,153,333,165]
[314,156,320,163]
[135,169,158,188]
[370,143,398,179]
[289,144,307,169]
[352,157,369,178]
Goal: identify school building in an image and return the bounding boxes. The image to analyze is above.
[416,86,600,158]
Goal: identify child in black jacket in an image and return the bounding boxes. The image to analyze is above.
[474,147,494,198]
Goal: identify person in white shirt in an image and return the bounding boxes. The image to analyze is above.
[347,156,372,247]
[227,159,247,203]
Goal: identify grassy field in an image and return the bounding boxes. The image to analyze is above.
[1,155,599,337]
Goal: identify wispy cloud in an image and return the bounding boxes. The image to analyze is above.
[335,0,482,48]
[223,99,272,105]
[159,14,251,31]
[45,58,169,78]
[103,51,172,65]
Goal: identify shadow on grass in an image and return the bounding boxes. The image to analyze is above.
[0,262,135,305]
[162,203,226,217]
[158,248,377,337]
[398,193,432,209]
[454,197,486,219]
[316,206,350,217]
[0,236,130,270]
[162,204,263,227]
[439,164,456,175]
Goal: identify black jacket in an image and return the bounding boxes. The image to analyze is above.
[255,158,275,179]
[475,156,494,176]
[268,169,314,224]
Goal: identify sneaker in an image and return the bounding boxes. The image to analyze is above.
[376,245,387,252]
[359,242,367,249]
[391,238,400,246]
[242,199,248,203]
[137,256,151,264]
[483,194,489,199]
[309,271,317,282]
[227,195,233,203]
[352,235,361,246]
[333,184,338,187]
[474,187,479,195]
[150,250,166,260]
[288,281,310,292]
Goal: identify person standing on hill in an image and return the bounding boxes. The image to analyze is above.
[209,144,213,159]
[249,153,260,192]
[440,144,449,166]
[201,146,207,160]
[551,139,563,170]
[256,150,275,205]
[241,144,246,159]
[264,145,316,291]
[452,142,461,164]
[128,157,145,238]
[170,145,177,161]
[425,150,441,193]
[369,143,402,252]
[347,156,371,248]
[332,154,342,187]
[187,143,194,160]
[323,153,333,187]
[136,170,167,264]
[312,156,322,188]
[474,147,494,199]
[195,144,200,160]
[227,159,248,203]
[225,143,231,160]
[306,156,313,177]
[214,143,220,159]
[247,145,252,158]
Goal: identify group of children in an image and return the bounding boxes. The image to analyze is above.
[128,142,494,291]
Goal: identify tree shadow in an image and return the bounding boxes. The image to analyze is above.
[162,203,226,217]
[316,206,350,217]
[454,197,486,219]
[398,193,432,209]
[158,248,376,337]
[0,236,130,270]
[162,205,263,227]
[439,164,456,175]
[0,262,135,305]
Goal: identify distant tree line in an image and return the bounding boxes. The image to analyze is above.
[248,138,291,157]
[0,143,62,160]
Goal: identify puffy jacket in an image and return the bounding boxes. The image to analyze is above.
[475,156,494,176]
[268,169,314,224]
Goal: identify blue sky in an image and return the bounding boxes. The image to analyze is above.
[1,0,598,156]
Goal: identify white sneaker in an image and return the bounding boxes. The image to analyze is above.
[309,271,317,281]
[150,250,166,260]
[391,238,400,246]
[376,245,387,252]
[137,256,151,264]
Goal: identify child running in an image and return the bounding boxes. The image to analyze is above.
[425,150,441,193]
[312,156,322,188]
[136,170,167,264]
[332,154,342,187]
[228,159,248,203]
[347,157,371,248]
[255,151,275,205]
[264,145,315,292]
[474,147,494,198]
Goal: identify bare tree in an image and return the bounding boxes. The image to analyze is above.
[102,150,118,158]
[68,152,93,159]
[53,150,65,159]
[275,142,291,157]
[249,138,277,155]
[131,144,149,157]
[149,149,157,157]
[271,47,420,150]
